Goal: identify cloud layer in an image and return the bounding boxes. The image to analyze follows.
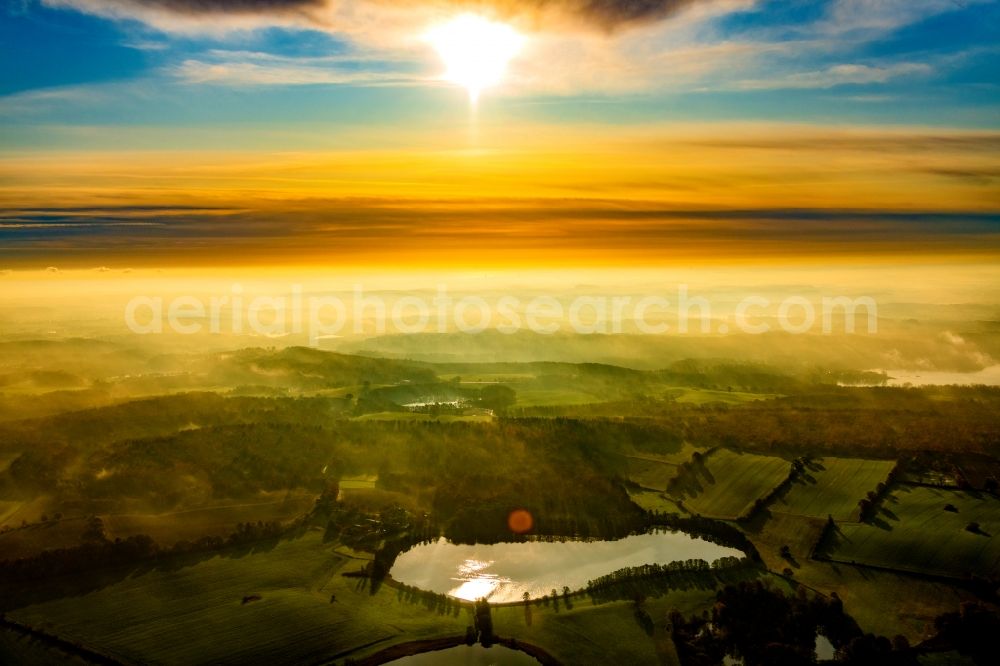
[1,125,997,267]
[46,0,716,34]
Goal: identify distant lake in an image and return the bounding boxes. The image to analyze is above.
[884,365,1000,386]
[839,365,1000,387]
[386,644,540,665]
[390,531,743,603]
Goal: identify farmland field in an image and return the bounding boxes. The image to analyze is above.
[668,388,780,405]
[627,444,710,490]
[0,625,93,665]
[339,475,378,490]
[492,599,666,665]
[629,443,705,466]
[440,373,538,383]
[770,457,896,521]
[513,388,602,407]
[0,501,22,527]
[672,449,791,519]
[102,496,317,545]
[0,519,91,561]
[744,510,983,642]
[8,532,468,665]
[0,495,316,560]
[627,489,681,514]
[822,485,1000,578]
[626,457,678,491]
[352,411,494,423]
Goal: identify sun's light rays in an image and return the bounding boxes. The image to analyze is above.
[425,14,525,105]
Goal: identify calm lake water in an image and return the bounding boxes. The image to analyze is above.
[884,365,1000,386]
[838,365,1000,387]
[390,531,743,603]
[386,644,540,665]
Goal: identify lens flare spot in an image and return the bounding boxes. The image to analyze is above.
[507,508,534,534]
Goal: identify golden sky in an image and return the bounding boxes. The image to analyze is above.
[1,123,998,270]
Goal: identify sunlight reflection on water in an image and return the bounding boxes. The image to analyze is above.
[449,558,513,600]
[391,531,743,603]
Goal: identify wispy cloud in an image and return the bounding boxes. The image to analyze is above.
[819,0,992,35]
[171,58,423,86]
[738,62,933,90]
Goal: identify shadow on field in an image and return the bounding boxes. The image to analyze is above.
[871,515,892,530]
[0,529,305,613]
[392,584,463,618]
[805,459,827,473]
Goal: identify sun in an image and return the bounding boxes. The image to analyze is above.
[425,14,525,104]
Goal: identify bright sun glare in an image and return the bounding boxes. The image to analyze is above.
[425,14,525,104]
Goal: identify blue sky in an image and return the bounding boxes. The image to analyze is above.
[1,0,998,151]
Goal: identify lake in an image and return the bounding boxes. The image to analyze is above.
[390,530,743,603]
[884,365,1000,387]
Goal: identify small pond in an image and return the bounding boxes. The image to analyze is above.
[815,633,835,661]
[390,530,743,603]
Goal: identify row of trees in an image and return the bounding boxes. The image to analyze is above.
[510,386,1000,457]
[857,462,901,522]
[742,456,810,522]
[585,556,750,604]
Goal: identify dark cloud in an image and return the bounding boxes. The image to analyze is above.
[437,0,707,30]
[2,203,998,267]
[57,0,710,31]
[120,0,323,12]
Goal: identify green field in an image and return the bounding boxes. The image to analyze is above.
[9,532,469,665]
[626,457,678,491]
[631,443,706,466]
[627,445,712,491]
[103,497,316,545]
[770,457,896,521]
[0,495,316,560]
[0,501,22,527]
[0,519,96,561]
[673,449,791,519]
[627,489,681,514]
[492,598,673,665]
[823,485,1000,578]
[513,388,602,407]
[667,387,780,405]
[339,475,378,490]
[442,374,538,382]
[352,411,493,423]
[0,626,93,666]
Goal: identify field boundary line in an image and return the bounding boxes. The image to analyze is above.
[0,614,131,666]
